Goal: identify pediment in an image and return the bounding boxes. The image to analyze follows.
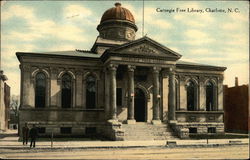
[108,36,182,60]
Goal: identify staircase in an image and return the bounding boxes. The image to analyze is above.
[122,123,178,141]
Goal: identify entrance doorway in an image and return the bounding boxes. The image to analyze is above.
[134,88,146,122]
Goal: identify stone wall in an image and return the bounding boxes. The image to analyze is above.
[19,109,105,136]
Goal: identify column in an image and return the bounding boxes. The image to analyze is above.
[109,64,118,120]
[152,67,161,124]
[127,65,136,124]
[168,68,176,122]
[104,68,110,120]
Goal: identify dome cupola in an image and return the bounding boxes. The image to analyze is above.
[97,3,138,41]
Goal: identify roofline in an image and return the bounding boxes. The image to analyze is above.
[176,63,227,71]
[16,52,100,62]
[108,36,182,58]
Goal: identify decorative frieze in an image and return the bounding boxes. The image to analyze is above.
[132,44,156,54]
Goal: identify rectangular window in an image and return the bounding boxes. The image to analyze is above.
[60,127,72,134]
[116,88,122,106]
[85,127,96,135]
[208,127,216,133]
[189,128,197,133]
[38,127,46,134]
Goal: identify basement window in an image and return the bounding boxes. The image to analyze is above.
[60,127,72,134]
[38,127,46,134]
[208,127,216,133]
[189,127,197,133]
[85,127,96,135]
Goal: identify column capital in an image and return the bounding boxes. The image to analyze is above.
[108,64,118,71]
[127,65,136,72]
[167,67,176,74]
[152,66,161,73]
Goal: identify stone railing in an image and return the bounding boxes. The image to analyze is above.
[169,120,189,139]
[105,120,124,141]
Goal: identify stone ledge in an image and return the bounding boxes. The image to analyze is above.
[126,120,136,124]
[151,120,162,125]
[176,111,224,114]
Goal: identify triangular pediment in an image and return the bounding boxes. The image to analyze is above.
[108,36,182,60]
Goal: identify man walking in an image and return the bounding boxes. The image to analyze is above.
[22,123,29,145]
[29,124,38,148]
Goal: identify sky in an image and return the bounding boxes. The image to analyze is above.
[1,0,249,96]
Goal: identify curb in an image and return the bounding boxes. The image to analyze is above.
[0,143,248,150]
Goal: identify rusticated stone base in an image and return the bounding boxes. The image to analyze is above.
[105,119,124,141]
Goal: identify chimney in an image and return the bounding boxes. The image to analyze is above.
[235,77,239,87]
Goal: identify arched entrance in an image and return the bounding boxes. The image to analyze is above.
[134,88,146,122]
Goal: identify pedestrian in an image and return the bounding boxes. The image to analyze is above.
[29,124,38,148]
[22,122,29,145]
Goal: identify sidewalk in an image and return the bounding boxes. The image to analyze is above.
[0,130,248,150]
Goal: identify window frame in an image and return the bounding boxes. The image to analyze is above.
[186,80,198,111]
[205,80,217,111]
[61,73,73,108]
[85,74,97,109]
[35,72,47,108]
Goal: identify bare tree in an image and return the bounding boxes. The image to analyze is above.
[10,95,20,117]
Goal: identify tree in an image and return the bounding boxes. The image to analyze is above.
[10,95,20,117]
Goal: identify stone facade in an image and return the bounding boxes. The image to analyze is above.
[16,3,226,140]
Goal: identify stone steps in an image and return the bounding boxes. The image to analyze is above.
[122,123,178,141]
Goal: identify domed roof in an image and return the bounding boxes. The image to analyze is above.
[100,3,135,24]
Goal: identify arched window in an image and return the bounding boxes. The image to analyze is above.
[186,80,196,111]
[86,75,96,109]
[61,73,72,108]
[206,81,214,111]
[35,72,46,108]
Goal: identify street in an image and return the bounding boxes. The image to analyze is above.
[0,145,249,159]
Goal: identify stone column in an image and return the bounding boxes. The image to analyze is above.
[109,64,118,120]
[152,67,161,124]
[127,65,136,124]
[104,68,110,120]
[168,68,176,122]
